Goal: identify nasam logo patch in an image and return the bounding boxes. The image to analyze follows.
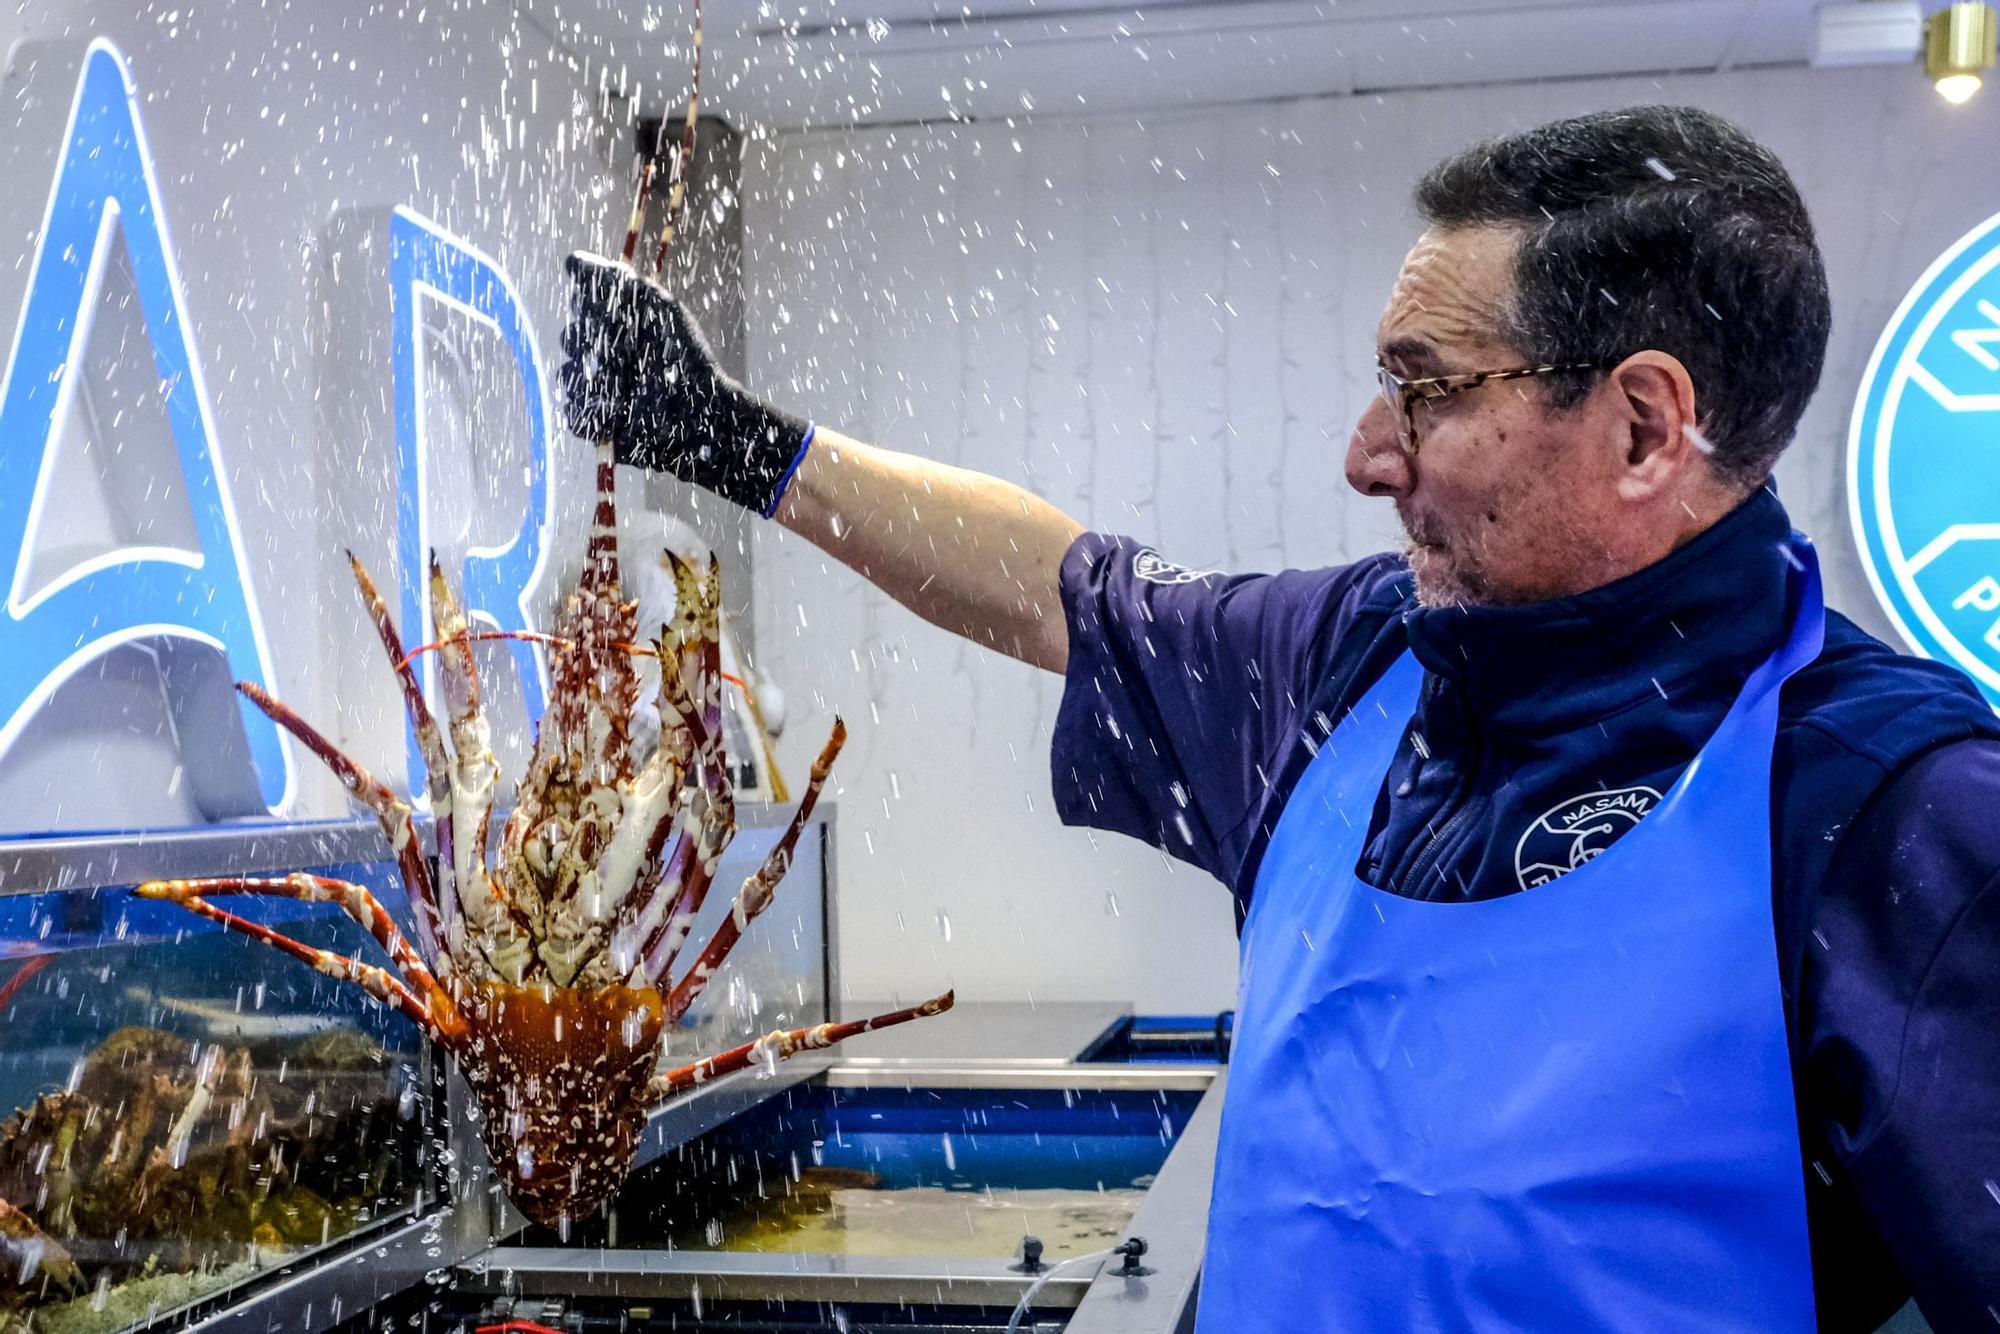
[1513,786,1662,890]
[1132,549,1217,586]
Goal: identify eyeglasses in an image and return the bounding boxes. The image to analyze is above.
[1375,359,1600,455]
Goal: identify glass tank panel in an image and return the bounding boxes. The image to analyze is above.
[659,816,830,1064]
[0,849,429,1332]
[0,806,831,1330]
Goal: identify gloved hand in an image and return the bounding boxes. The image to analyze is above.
[560,252,814,517]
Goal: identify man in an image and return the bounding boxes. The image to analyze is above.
[564,107,2000,1331]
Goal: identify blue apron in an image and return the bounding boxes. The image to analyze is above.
[1197,541,1824,1332]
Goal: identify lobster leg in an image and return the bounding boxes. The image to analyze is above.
[133,876,460,1041]
[658,719,846,1011]
[426,556,521,950]
[631,560,736,972]
[648,992,954,1100]
[682,558,733,882]
[613,657,707,974]
[236,682,447,975]
[347,553,459,954]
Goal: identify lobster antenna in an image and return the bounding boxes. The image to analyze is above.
[620,113,674,264]
[648,0,704,282]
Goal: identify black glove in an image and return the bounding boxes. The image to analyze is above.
[561,252,813,517]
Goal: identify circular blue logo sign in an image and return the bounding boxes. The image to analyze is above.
[1850,210,2000,708]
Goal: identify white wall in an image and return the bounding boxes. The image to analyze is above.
[741,65,2000,1012]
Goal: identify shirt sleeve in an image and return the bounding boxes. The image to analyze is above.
[1807,739,2000,1330]
[1049,532,1398,893]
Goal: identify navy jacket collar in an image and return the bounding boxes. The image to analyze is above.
[1400,487,1792,733]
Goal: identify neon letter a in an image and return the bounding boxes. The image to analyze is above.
[0,41,293,813]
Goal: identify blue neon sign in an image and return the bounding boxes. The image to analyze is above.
[0,39,294,811]
[1850,210,2000,708]
[388,206,554,794]
[0,41,559,823]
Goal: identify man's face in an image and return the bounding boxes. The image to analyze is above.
[1347,224,1613,608]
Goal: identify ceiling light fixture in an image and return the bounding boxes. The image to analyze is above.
[1925,2,1998,103]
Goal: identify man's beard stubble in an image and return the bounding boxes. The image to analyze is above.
[1398,505,1486,610]
[1400,492,1603,610]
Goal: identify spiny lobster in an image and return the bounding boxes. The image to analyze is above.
[136,446,952,1225]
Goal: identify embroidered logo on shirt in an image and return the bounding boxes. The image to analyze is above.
[1513,786,1663,890]
[1132,550,1217,585]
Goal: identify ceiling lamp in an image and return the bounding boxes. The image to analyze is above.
[1925,2,1998,103]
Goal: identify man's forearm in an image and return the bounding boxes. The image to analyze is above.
[554,270,1078,665]
[773,428,1084,674]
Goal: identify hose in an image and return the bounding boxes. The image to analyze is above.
[1004,1246,1118,1334]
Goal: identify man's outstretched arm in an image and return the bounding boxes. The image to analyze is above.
[771,428,1081,673]
[562,254,1081,674]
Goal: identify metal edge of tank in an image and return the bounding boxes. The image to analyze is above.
[453,1246,1106,1311]
[1063,1070,1225,1334]
[0,816,431,896]
[0,801,823,897]
[823,1062,1215,1091]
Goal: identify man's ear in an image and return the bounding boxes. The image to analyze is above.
[1606,351,1699,500]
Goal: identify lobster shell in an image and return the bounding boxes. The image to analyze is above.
[453,980,666,1224]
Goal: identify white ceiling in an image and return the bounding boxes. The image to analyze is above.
[519,0,1856,129]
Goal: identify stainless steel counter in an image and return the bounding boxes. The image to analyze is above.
[1067,1071,1222,1334]
[461,1248,1107,1310]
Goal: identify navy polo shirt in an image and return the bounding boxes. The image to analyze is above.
[1052,488,2000,1332]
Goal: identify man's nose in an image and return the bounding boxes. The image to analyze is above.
[1346,397,1416,499]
